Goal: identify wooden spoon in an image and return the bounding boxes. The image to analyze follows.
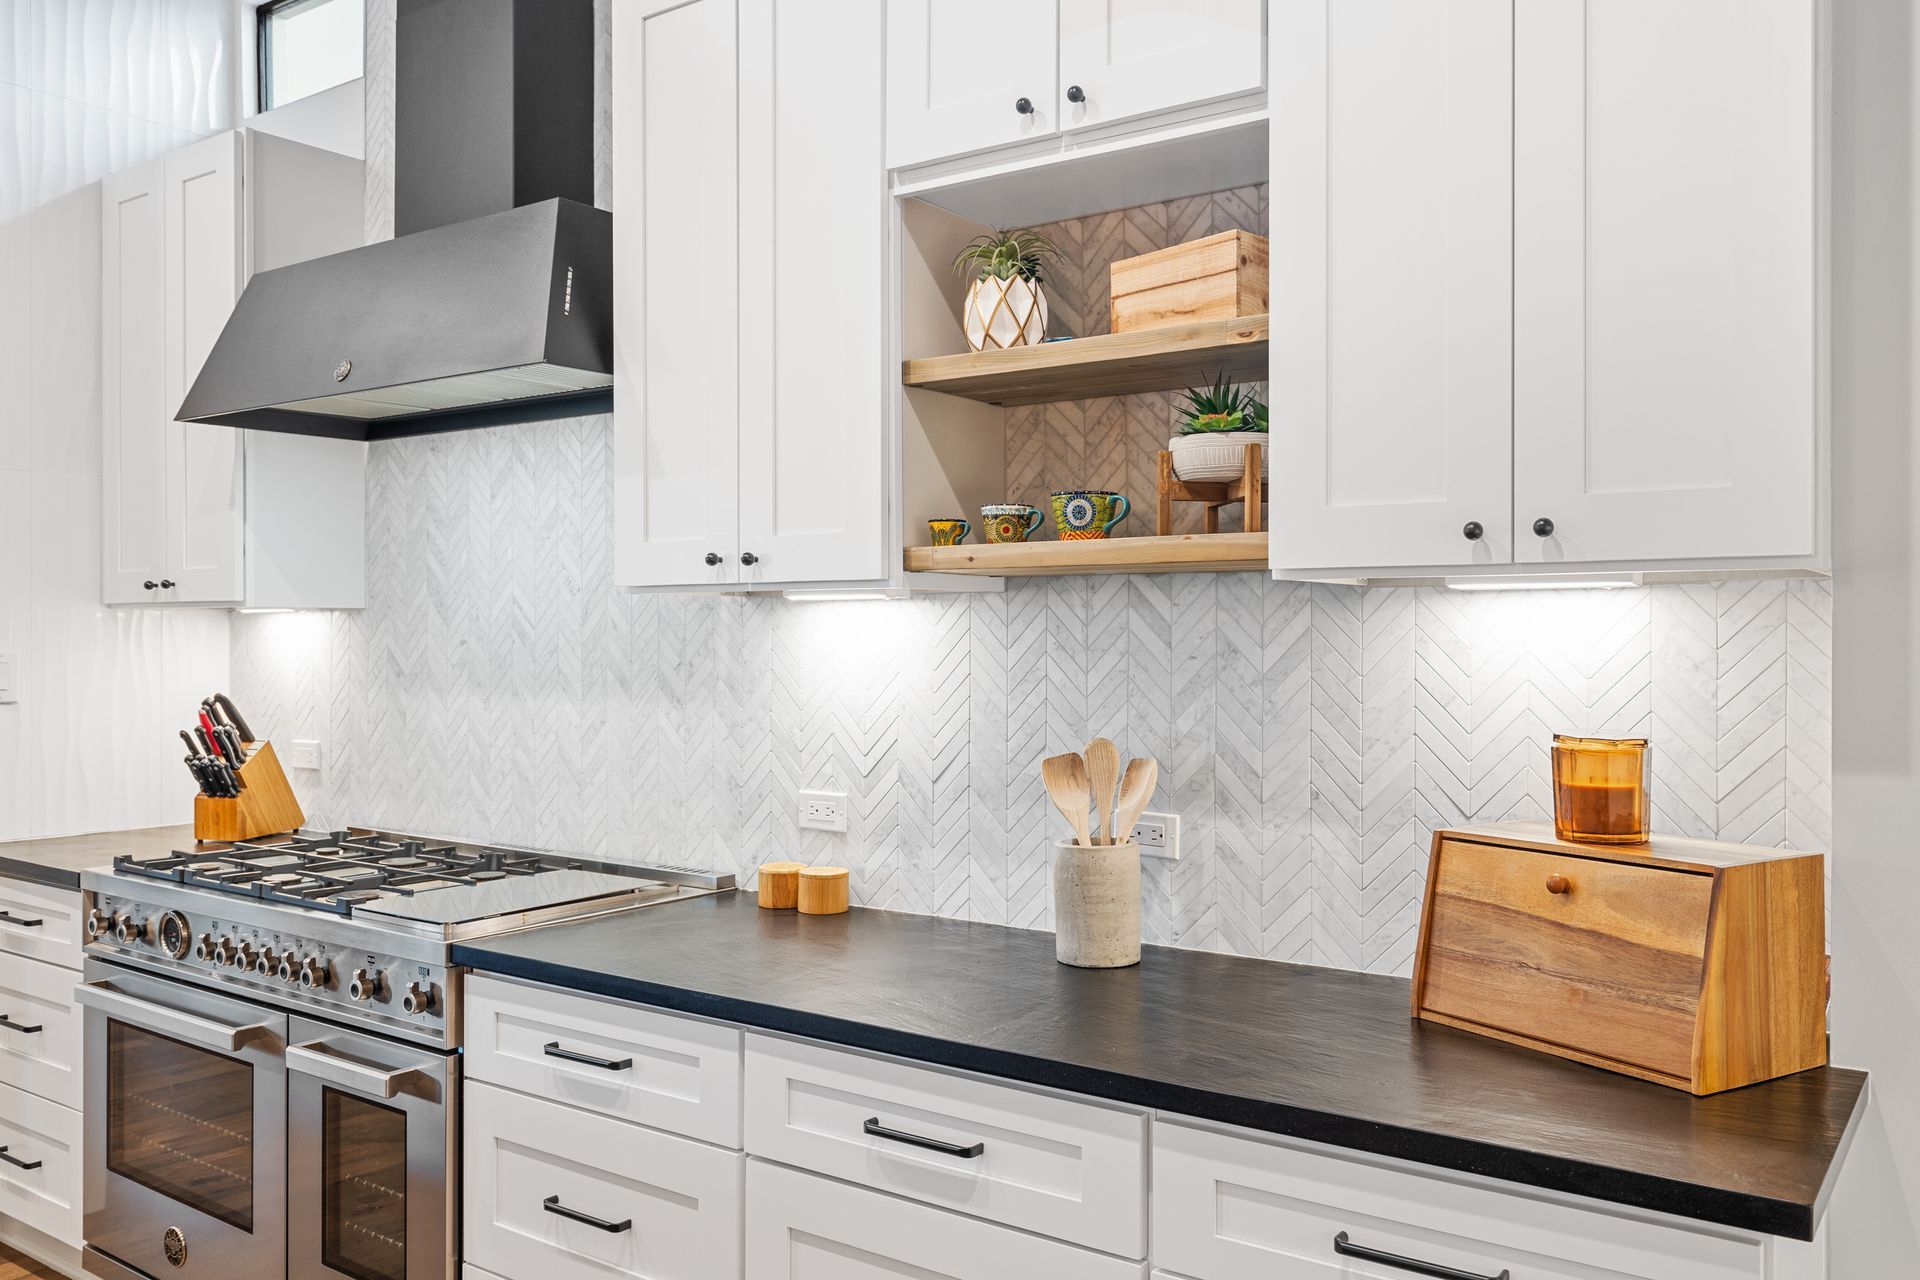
[1112,756,1159,849]
[1085,738,1120,844]
[1041,752,1093,847]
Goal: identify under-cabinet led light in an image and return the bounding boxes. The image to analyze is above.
[235,607,296,614]
[1444,575,1640,592]
[780,590,900,603]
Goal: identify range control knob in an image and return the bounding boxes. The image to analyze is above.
[232,942,257,970]
[400,982,435,1015]
[115,916,147,945]
[347,969,384,1003]
[298,958,331,990]
[212,938,236,967]
[278,955,299,983]
[255,947,280,976]
[196,933,218,961]
[85,909,115,939]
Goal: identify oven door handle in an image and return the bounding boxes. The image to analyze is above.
[287,1042,428,1100]
[74,981,276,1053]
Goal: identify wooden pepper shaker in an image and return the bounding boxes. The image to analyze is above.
[757,862,806,909]
[797,866,849,915]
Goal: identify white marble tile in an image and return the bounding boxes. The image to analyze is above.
[28,179,101,476]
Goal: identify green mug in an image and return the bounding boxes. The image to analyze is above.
[1050,491,1131,540]
[928,517,971,547]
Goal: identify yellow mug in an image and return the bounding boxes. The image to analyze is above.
[927,518,971,547]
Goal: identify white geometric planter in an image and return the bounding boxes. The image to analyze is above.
[963,275,1048,350]
[1168,431,1271,483]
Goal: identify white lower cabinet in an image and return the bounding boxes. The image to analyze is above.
[744,1158,1147,1280]
[0,1078,81,1247]
[0,876,83,1255]
[0,954,81,1110]
[465,1079,742,1280]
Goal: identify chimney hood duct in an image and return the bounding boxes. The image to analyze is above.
[178,0,609,440]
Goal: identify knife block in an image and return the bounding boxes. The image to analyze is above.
[194,741,306,842]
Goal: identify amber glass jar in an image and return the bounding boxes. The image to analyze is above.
[1551,735,1650,844]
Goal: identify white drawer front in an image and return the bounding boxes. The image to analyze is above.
[464,1267,509,1280]
[1152,1119,1767,1280]
[744,1034,1146,1258]
[0,953,80,1109]
[0,1079,80,1247]
[464,1079,742,1280]
[0,880,82,972]
[466,974,742,1148]
[746,1159,1148,1280]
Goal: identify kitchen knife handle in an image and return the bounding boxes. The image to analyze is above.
[543,1041,633,1072]
[862,1117,985,1158]
[213,693,256,744]
[0,912,43,928]
[542,1196,631,1233]
[0,1014,43,1034]
[0,1147,42,1171]
[198,715,223,759]
[1332,1232,1509,1280]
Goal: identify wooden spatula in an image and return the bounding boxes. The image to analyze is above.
[1113,756,1159,849]
[1085,738,1120,844]
[1041,752,1093,847]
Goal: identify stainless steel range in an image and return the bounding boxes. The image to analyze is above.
[77,829,732,1280]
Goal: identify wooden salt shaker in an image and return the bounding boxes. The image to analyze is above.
[757,862,806,909]
[797,866,849,915]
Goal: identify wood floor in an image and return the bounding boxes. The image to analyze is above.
[0,1245,65,1279]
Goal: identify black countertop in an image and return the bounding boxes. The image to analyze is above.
[453,892,1866,1242]
[0,825,200,889]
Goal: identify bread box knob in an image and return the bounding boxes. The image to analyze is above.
[1545,873,1572,895]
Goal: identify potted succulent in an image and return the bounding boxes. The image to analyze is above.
[1168,373,1269,483]
[953,227,1057,350]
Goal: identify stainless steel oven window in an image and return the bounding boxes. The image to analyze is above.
[106,1021,256,1231]
[320,1087,408,1280]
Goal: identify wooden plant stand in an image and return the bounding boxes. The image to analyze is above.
[194,740,306,841]
[1156,442,1266,535]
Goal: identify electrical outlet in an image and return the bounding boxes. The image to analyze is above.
[0,652,14,704]
[798,789,849,833]
[286,739,322,771]
[1132,811,1181,860]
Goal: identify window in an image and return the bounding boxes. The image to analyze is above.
[258,0,365,112]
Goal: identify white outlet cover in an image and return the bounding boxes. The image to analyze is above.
[798,789,849,833]
[286,739,322,771]
[0,651,14,704]
[1134,810,1181,861]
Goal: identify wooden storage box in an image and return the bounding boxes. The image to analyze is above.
[1411,823,1827,1095]
[1108,229,1268,333]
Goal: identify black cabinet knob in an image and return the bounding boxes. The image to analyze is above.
[1462,521,1483,542]
[1532,517,1555,538]
[1066,84,1085,103]
[1014,97,1033,115]
[143,581,158,591]
[703,552,723,567]
[160,579,175,589]
[740,552,759,567]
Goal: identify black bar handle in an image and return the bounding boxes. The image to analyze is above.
[0,1015,43,1034]
[543,1195,631,1233]
[0,1146,42,1171]
[1333,1232,1508,1280]
[543,1041,633,1072]
[0,912,43,928]
[863,1116,985,1159]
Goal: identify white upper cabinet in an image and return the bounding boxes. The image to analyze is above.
[1512,0,1818,566]
[1270,0,1514,573]
[101,130,365,608]
[1057,0,1266,132]
[612,0,743,589]
[615,0,889,591]
[887,0,1058,169]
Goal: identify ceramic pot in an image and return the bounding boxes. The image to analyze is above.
[1052,839,1141,968]
[981,504,1044,543]
[1169,431,1271,483]
[963,274,1048,350]
[1050,490,1131,540]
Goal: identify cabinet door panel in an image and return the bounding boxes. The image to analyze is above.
[736,0,887,586]
[101,160,170,605]
[163,131,245,603]
[887,0,1058,168]
[612,0,742,589]
[1058,0,1265,131]
[1270,0,1513,573]
[1513,0,1817,564]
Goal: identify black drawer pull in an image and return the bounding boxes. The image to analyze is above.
[1334,1232,1508,1280]
[543,1195,630,1233]
[0,912,43,928]
[543,1041,633,1072]
[0,1015,43,1034]
[863,1116,984,1159]
[0,1147,42,1171]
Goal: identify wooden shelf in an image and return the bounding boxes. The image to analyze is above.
[901,314,1268,406]
[905,532,1268,577]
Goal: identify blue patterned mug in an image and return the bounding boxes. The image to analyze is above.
[1050,491,1131,540]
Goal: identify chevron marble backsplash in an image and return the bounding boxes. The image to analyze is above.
[229,2,1833,977]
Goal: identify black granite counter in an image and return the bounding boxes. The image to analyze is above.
[453,892,1865,1242]
[0,825,200,889]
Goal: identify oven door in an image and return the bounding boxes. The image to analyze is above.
[77,961,288,1280]
[287,1017,456,1280]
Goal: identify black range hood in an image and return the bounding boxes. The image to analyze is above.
[179,0,609,440]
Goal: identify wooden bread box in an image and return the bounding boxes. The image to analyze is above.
[1108,229,1268,333]
[1412,824,1827,1095]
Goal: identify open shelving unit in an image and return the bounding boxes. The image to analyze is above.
[905,532,1267,577]
[902,314,1268,406]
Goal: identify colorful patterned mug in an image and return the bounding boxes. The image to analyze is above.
[927,517,971,547]
[1050,491,1131,540]
[982,504,1044,544]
